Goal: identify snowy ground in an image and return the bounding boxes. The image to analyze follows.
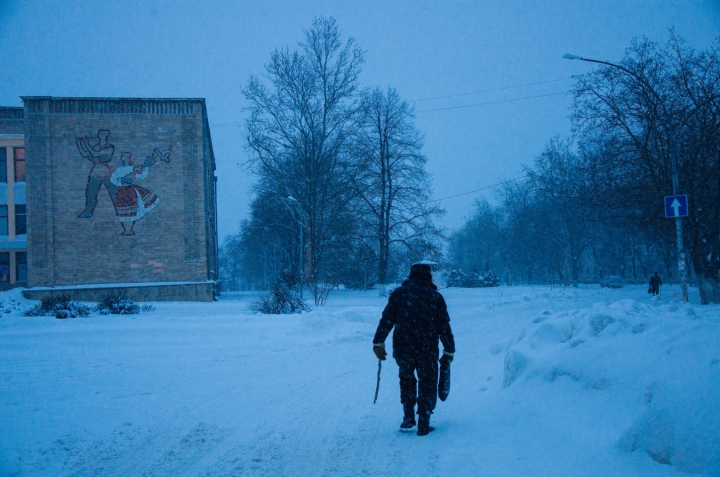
[1,284,719,476]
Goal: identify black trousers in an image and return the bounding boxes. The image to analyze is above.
[396,355,438,415]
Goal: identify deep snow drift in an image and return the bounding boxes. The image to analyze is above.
[1,285,718,476]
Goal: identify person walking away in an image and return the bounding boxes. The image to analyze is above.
[649,272,662,296]
[372,263,455,436]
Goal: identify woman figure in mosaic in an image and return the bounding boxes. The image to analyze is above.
[110,152,160,236]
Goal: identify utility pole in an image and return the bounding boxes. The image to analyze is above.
[563,53,688,301]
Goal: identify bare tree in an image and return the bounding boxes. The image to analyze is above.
[572,34,720,303]
[350,87,444,285]
[448,199,503,274]
[524,138,604,287]
[219,234,243,291]
[244,17,364,303]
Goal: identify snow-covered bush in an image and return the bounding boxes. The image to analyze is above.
[96,293,141,315]
[24,294,91,319]
[483,269,500,287]
[0,299,23,315]
[446,269,465,287]
[447,269,500,288]
[253,269,310,314]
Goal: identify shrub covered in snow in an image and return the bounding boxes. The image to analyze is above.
[483,269,500,287]
[24,294,91,319]
[96,293,141,315]
[447,269,500,288]
[253,269,311,314]
[0,299,23,315]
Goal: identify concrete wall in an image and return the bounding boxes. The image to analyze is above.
[22,97,218,294]
[22,281,215,302]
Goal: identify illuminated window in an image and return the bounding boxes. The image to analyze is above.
[14,147,25,182]
[15,252,27,283]
[0,253,8,283]
[15,205,26,235]
[0,148,6,183]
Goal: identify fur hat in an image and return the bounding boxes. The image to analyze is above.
[409,263,432,282]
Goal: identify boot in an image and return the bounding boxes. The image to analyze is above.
[400,404,416,430]
[417,410,435,436]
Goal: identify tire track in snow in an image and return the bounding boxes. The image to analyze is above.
[68,344,324,476]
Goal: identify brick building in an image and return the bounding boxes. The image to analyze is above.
[1,97,218,301]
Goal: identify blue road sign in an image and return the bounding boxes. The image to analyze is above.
[664,194,688,218]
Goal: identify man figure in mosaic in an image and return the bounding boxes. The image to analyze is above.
[76,129,117,219]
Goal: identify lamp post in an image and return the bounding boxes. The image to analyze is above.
[264,193,307,297]
[564,53,688,301]
[286,196,307,290]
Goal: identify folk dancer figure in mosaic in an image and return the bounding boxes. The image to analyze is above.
[110,152,161,236]
[76,130,118,219]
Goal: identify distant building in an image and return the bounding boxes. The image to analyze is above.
[0,107,27,288]
[0,97,218,301]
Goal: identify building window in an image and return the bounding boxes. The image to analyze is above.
[0,253,8,283]
[0,206,7,236]
[15,204,26,235]
[14,147,25,182]
[15,252,27,283]
[0,148,6,183]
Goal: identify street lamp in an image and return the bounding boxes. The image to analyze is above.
[262,191,308,296]
[286,196,307,288]
[564,53,689,301]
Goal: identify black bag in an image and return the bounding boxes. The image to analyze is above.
[438,360,451,401]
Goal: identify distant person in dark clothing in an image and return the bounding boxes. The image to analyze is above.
[649,272,663,296]
[373,263,456,436]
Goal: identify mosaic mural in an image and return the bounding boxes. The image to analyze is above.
[76,130,172,236]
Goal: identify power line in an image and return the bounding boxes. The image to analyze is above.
[412,77,573,103]
[432,175,527,202]
[425,136,542,155]
[212,91,568,126]
[416,91,567,113]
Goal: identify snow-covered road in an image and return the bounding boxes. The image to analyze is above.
[1,285,718,476]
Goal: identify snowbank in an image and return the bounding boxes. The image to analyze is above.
[503,298,720,474]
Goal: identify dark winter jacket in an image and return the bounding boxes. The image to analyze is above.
[373,278,455,361]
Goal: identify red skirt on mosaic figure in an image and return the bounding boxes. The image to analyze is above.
[110,164,159,235]
[113,184,159,221]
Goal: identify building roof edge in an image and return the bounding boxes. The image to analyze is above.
[21,96,207,102]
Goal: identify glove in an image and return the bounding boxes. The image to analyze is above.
[373,343,387,361]
[439,351,454,366]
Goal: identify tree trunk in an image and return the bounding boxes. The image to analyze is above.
[693,249,720,304]
[662,248,674,281]
[572,256,579,288]
[697,274,720,304]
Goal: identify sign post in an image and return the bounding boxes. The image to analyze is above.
[664,195,689,302]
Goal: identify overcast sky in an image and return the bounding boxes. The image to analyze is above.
[1,0,718,240]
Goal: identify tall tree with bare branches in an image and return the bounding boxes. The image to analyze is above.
[350,87,444,285]
[572,34,720,303]
[243,16,364,303]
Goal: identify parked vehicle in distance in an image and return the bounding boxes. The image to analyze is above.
[600,275,623,288]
